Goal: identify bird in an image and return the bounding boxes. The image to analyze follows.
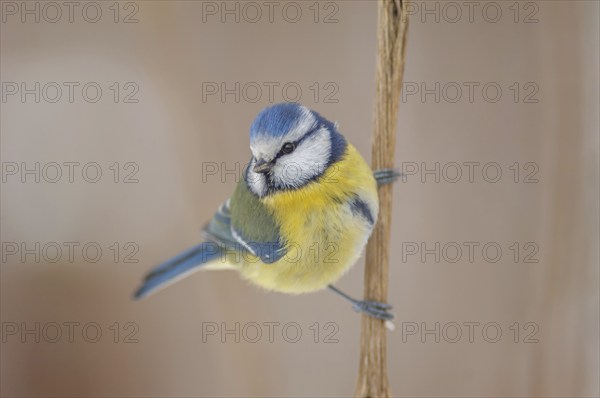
[133,103,398,320]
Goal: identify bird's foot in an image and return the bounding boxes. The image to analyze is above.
[374,168,402,187]
[327,285,395,329]
[352,300,395,321]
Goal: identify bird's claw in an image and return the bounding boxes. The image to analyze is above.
[374,168,402,187]
[352,300,395,321]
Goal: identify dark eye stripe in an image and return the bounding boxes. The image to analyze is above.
[272,125,323,160]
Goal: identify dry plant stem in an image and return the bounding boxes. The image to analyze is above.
[355,1,409,397]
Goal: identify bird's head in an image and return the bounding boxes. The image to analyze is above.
[246,103,346,197]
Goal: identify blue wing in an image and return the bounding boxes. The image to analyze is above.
[133,242,222,299]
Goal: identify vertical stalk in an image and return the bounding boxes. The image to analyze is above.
[355,1,409,397]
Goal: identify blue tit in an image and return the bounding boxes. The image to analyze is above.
[134,103,399,320]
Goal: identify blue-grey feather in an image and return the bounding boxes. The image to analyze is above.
[349,196,375,225]
[133,242,222,299]
[250,103,316,140]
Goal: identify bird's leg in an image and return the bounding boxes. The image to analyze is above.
[328,285,394,321]
[373,168,402,187]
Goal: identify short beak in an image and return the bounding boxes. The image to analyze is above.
[253,159,273,174]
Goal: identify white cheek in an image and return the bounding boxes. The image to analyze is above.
[272,129,331,188]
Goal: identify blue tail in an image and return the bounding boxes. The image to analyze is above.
[133,242,222,300]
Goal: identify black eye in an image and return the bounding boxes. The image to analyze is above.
[281,142,296,154]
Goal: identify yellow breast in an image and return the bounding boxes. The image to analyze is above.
[238,144,378,294]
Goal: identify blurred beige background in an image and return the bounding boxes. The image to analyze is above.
[1,1,598,397]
